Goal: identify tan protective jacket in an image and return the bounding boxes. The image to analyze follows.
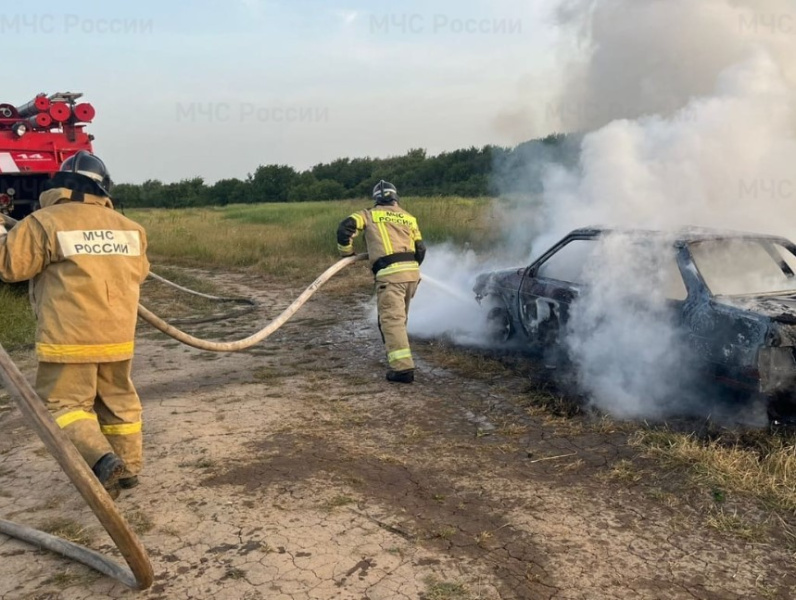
[0,188,149,363]
[337,203,425,283]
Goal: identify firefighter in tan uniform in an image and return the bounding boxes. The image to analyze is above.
[0,151,149,497]
[337,180,426,383]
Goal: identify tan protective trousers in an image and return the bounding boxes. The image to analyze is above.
[35,360,143,478]
[376,280,419,372]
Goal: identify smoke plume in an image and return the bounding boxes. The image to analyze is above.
[516,0,796,421]
[411,0,796,423]
[551,0,796,133]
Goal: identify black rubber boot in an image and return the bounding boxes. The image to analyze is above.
[386,369,414,384]
[119,476,139,490]
[92,453,126,499]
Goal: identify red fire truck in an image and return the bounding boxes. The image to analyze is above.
[0,92,95,220]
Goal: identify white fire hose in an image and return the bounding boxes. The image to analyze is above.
[0,208,367,589]
[138,253,366,351]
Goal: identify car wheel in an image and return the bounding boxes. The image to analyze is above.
[486,304,512,343]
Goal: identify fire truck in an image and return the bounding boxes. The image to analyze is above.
[0,92,95,220]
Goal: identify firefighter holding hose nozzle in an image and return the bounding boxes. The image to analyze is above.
[0,151,149,498]
[337,180,426,383]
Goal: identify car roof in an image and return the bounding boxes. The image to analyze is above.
[569,226,793,246]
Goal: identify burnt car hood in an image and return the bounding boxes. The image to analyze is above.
[714,294,796,325]
[473,267,523,295]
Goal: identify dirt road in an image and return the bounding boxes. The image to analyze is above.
[1,268,794,599]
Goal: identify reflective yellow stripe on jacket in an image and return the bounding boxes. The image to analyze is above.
[376,222,394,255]
[36,342,135,362]
[370,210,418,255]
[375,261,420,278]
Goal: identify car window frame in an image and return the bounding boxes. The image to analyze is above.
[533,237,598,285]
[525,234,596,282]
[526,233,689,302]
[687,237,796,298]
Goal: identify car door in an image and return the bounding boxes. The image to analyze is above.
[681,239,787,392]
[517,236,596,355]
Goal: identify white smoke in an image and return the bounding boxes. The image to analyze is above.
[408,244,496,345]
[564,233,695,419]
[550,0,796,133]
[536,51,796,250]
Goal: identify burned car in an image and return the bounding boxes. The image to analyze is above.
[474,227,796,423]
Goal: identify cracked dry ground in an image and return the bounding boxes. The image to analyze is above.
[1,267,795,600]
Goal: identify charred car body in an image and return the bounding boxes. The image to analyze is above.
[474,228,796,423]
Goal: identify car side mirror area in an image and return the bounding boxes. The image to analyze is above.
[473,273,490,304]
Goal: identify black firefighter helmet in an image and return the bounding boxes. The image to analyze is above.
[372,180,398,205]
[50,150,113,197]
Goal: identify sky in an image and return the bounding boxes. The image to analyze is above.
[4,0,562,183]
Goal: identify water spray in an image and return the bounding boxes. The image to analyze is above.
[421,273,475,305]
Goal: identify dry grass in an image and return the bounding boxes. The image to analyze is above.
[705,509,766,541]
[221,567,247,581]
[179,457,215,469]
[39,517,94,546]
[432,526,458,540]
[647,488,679,508]
[423,577,472,600]
[418,340,510,380]
[128,197,496,283]
[127,509,155,534]
[474,530,493,546]
[376,453,407,466]
[602,459,643,483]
[631,429,796,513]
[251,366,293,381]
[324,495,355,509]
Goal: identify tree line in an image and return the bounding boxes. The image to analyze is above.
[113,133,580,208]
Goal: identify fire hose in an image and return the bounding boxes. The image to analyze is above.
[145,271,258,326]
[138,253,365,351]
[0,212,367,590]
